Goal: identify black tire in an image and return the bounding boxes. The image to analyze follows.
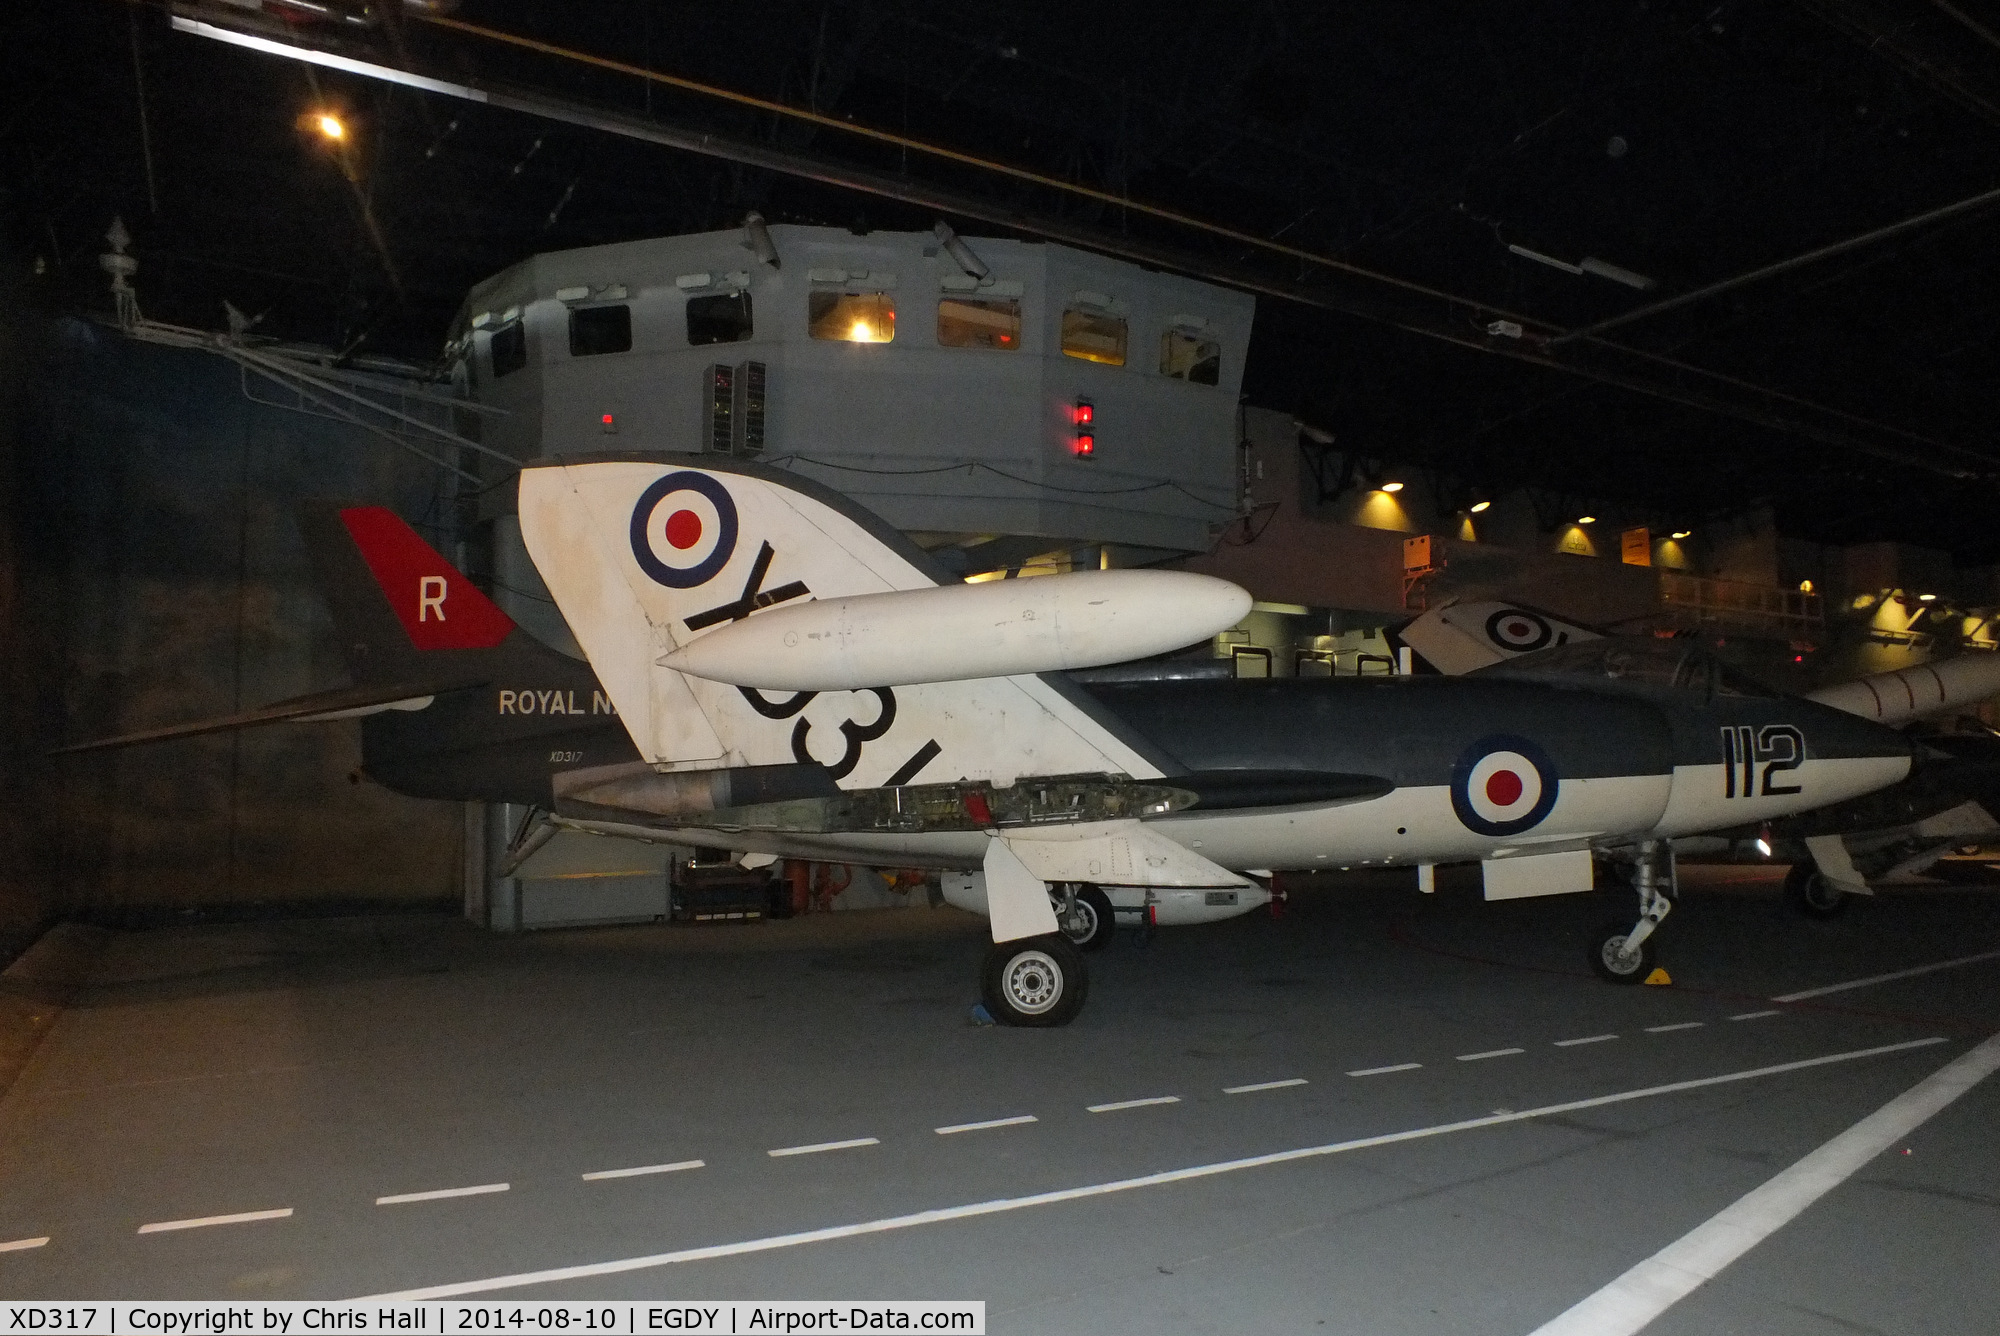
[981,934,1088,1027]
[1783,862,1850,919]
[1059,885,1117,952]
[1589,920,1656,984]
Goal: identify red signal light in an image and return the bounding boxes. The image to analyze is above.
[1073,433,1095,457]
[1073,401,1094,425]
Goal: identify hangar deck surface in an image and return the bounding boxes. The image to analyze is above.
[2,868,1997,1333]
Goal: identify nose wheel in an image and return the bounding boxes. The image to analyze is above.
[1592,839,1673,984]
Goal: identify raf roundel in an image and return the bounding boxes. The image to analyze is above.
[629,471,739,588]
[1484,607,1553,653]
[1450,734,1560,837]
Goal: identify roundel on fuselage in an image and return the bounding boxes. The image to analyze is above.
[1450,734,1560,837]
[629,471,738,588]
[1484,608,1553,653]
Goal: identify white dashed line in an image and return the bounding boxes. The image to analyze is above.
[581,1160,704,1181]
[1645,1022,1706,1033]
[353,1038,1948,1301]
[1347,1063,1422,1077]
[1087,1096,1181,1113]
[1555,1034,1619,1048]
[1456,1048,1525,1062]
[935,1115,1037,1135]
[1224,1078,1309,1094]
[768,1138,879,1158]
[1731,1009,1782,1021]
[0,1237,50,1252]
[137,1208,293,1234]
[376,1184,509,1206]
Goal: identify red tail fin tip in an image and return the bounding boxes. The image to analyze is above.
[338,507,515,650]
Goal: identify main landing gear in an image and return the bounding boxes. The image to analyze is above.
[1783,862,1851,919]
[1054,883,1117,952]
[981,934,1089,1026]
[1591,839,1674,984]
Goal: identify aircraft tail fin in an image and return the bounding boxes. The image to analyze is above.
[517,454,1177,786]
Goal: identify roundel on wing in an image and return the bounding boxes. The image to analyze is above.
[1450,734,1560,837]
[1484,608,1553,653]
[629,471,738,588]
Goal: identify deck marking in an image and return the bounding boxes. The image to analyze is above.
[935,1115,1037,1135]
[349,1037,1946,1301]
[1457,1048,1526,1062]
[1555,1034,1618,1047]
[1087,1096,1181,1113]
[581,1160,705,1181]
[137,1208,292,1233]
[1224,1078,1309,1094]
[1645,1022,1706,1033]
[1770,948,2000,1002]
[768,1138,879,1158]
[376,1184,509,1205]
[0,1237,50,1252]
[1347,1062,1422,1076]
[1730,1009,1781,1021]
[1526,1031,2000,1336]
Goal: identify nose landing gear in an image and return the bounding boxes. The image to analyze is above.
[1592,840,1674,984]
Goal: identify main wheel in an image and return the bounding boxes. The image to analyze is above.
[1058,885,1116,952]
[981,934,1088,1027]
[1784,862,1850,919]
[1589,920,1655,984]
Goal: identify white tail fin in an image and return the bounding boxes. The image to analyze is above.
[518,455,1173,788]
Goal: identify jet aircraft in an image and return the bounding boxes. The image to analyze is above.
[511,454,1914,1025]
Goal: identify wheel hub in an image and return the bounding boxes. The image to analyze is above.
[1003,950,1064,1014]
[1600,933,1641,975]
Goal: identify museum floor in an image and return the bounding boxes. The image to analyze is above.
[2,864,1996,1334]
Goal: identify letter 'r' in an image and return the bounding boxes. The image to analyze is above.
[419,575,448,622]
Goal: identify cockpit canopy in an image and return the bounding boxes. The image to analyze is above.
[1475,637,1775,698]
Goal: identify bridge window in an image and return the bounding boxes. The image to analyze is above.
[1061,308,1126,365]
[1161,329,1221,384]
[489,322,527,378]
[810,291,896,343]
[568,304,632,357]
[687,291,754,346]
[937,296,1021,350]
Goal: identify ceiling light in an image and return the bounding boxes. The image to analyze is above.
[1577,516,1597,525]
[1920,592,1938,602]
[1380,481,1404,493]
[316,113,346,141]
[1469,500,1492,514]
[1671,530,1692,539]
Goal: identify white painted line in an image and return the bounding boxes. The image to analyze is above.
[1730,1009,1781,1021]
[581,1160,705,1181]
[1224,1078,1309,1094]
[1347,1062,1422,1076]
[1457,1048,1526,1062]
[1770,947,2000,1002]
[1087,1096,1181,1113]
[350,1037,1948,1301]
[0,1237,50,1252]
[768,1138,879,1158]
[1526,1031,2000,1336]
[1554,1034,1618,1048]
[137,1208,292,1234]
[1644,1022,1706,1033]
[935,1115,1036,1135]
[376,1184,509,1206]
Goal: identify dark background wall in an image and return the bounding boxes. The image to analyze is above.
[10,322,465,933]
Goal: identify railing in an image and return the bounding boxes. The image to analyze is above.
[1657,572,1822,637]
